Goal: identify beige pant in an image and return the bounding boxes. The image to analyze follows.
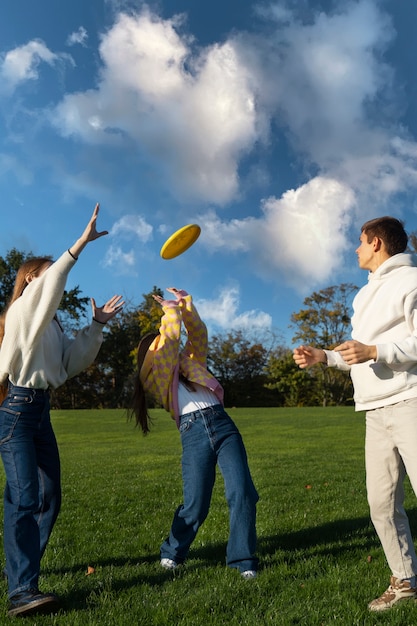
[366,399,417,580]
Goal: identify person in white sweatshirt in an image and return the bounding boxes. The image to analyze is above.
[293,216,417,612]
[0,204,123,618]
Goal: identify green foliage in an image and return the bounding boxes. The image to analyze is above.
[136,286,164,336]
[291,283,356,347]
[0,248,33,312]
[1,406,415,624]
[208,330,278,406]
[266,348,317,406]
[59,287,90,332]
[290,284,356,406]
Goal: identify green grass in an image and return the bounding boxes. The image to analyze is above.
[1,407,417,624]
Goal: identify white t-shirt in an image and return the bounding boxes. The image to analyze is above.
[178,381,219,416]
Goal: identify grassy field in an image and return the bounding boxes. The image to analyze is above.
[1,406,417,625]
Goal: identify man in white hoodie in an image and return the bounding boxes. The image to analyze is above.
[293,216,417,612]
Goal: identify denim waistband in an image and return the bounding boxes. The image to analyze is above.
[8,383,49,396]
[180,404,223,421]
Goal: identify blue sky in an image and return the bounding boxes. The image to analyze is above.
[1,0,416,345]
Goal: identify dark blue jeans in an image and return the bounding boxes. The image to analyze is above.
[160,405,259,572]
[0,385,61,598]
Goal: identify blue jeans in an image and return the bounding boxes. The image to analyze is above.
[0,385,61,598]
[160,405,259,572]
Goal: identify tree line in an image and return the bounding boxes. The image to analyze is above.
[0,248,357,410]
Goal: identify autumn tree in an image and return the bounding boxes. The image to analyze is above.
[135,286,165,338]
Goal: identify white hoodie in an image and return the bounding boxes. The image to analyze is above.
[325,253,417,411]
[0,250,104,390]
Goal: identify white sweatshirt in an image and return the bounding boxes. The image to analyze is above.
[0,250,104,390]
[325,253,417,411]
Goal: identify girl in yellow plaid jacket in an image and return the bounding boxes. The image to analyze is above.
[132,288,259,578]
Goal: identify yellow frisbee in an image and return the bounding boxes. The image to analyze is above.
[160,224,201,260]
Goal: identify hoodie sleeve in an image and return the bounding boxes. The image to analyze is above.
[324,349,351,371]
[61,320,104,379]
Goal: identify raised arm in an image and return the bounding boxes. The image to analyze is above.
[68,203,108,259]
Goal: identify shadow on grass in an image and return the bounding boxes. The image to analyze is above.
[48,508,417,578]
[258,514,378,558]
[40,507,417,614]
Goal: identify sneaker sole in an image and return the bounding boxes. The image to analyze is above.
[8,597,60,617]
[368,594,417,612]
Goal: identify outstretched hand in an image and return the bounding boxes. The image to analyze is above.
[153,287,188,308]
[293,345,327,368]
[69,203,109,259]
[91,294,125,324]
[81,203,109,244]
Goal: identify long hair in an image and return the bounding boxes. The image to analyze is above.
[130,332,159,435]
[0,257,52,404]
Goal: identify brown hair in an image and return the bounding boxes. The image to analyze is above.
[0,257,52,403]
[129,332,159,435]
[361,216,408,256]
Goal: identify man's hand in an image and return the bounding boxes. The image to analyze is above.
[334,340,376,364]
[293,345,327,368]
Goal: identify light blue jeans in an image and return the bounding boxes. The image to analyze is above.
[160,405,259,572]
[0,385,61,598]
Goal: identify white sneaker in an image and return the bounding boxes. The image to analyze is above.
[241,570,257,579]
[368,576,417,611]
[160,558,178,570]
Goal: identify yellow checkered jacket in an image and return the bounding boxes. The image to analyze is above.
[140,294,224,428]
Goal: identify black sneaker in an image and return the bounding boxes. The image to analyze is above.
[8,588,60,617]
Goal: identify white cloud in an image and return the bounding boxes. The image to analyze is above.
[101,244,136,274]
[109,214,153,241]
[0,40,69,94]
[48,1,417,217]
[67,27,88,47]
[195,285,272,331]
[3,0,417,296]
[103,214,153,274]
[198,176,356,291]
[258,177,356,287]
[51,7,264,204]
[197,210,257,252]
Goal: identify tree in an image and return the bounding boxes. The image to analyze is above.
[51,304,144,409]
[265,347,317,407]
[93,305,144,407]
[135,286,164,338]
[290,284,357,406]
[207,330,277,406]
[0,248,33,312]
[291,284,356,347]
